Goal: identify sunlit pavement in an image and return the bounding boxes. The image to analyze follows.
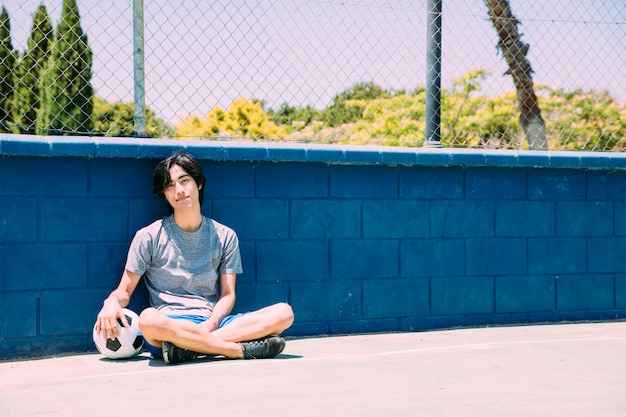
[1,322,625,417]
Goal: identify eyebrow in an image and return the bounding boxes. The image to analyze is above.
[168,173,192,183]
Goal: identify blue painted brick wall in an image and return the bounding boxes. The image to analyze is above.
[2,135,626,358]
[495,275,555,313]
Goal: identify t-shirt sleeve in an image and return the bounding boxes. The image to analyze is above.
[125,229,153,276]
[219,229,243,274]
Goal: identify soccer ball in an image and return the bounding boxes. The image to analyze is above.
[93,308,144,359]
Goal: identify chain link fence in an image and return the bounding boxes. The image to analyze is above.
[3,0,625,150]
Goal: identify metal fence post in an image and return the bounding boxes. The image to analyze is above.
[133,0,147,137]
[424,0,443,148]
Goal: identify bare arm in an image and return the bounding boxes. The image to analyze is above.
[95,269,141,340]
[201,273,237,332]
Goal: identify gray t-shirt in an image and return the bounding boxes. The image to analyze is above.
[125,215,243,317]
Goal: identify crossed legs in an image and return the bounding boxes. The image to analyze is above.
[138,302,294,359]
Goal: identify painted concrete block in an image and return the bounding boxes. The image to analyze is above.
[587,238,626,273]
[431,276,494,315]
[465,167,525,199]
[556,201,613,236]
[87,243,130,288]
[495,201,555,237]
[0,292,37,337]
[399,166,463,199]
[90,159,154,196]
[40,198,128,242]
[363,278,428,318]
[257,240,327,281]
[256,162,328,197]
[363,200,428,238]
[330,165,397,198]
[237,240,257,283]
[0,197,37,242]
[331,239,399,279]
[0,156,88,196]
[40,289,110,335]
[291,200,361,239]
[127,197,171,238]
[290,281,331,321]
[331,318,400,334]
[202,161,255,197]
[557,275,614,311]
[614,202,626,236]
[466,238,527,275]
[587,170,626,200]
[401,239,465,277]
[290,280,362,322]
[527,169,586,200]
[232,282,290,313]
[496,275,555,313]
[616,275,626,309]
[327,280,362,321]
[1,244,87,290]
[213,199,288,239]
[528,238,587,274]
[429,201,494,237]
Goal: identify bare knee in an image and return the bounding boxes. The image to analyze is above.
[138,307,167,336]
[275,302,294,329]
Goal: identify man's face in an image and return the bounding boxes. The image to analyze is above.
[163,164,201,212]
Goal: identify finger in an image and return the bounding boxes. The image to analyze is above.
[104,320,117,341]
[111,322,120,340]
[118,312,130,328]
[97,319,109,337]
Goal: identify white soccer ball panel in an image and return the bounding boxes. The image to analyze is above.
[93,308,144,359]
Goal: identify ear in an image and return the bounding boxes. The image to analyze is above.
[198,183,203,190]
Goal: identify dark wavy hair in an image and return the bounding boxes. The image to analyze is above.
[152,153,207,213]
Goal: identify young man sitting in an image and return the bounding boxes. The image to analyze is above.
[95,153,294,363]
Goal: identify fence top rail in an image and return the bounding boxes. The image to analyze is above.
[2,134,626,170]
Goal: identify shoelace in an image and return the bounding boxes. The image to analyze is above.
[244,340,269,358]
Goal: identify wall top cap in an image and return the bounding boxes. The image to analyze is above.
[2,134,626,170]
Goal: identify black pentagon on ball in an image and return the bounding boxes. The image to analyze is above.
[105,338,122,352]
[116,314,133,327]
[133,335,143,350]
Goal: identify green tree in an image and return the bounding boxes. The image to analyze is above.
[321,82,390,127]
[12,5,53,134]
[92,97,173,138]
[268,103,322,127]
[37,0,93,135]
[0,7,17,133]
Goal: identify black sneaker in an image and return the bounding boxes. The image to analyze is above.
[240,335,285,359]
[162,341,198,364]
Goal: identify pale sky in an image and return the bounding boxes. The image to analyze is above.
[5,0,625,124]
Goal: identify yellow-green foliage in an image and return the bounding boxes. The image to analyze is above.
[175,97,287,140]
[173,71,625,151]
[538,87,625,151]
